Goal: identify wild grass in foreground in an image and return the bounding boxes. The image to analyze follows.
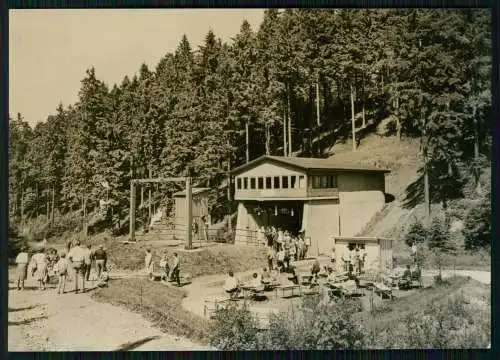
[91,277,210,344]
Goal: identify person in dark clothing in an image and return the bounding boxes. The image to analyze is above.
[94,245,107,279]
[170,252,181,287]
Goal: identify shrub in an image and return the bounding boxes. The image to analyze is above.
[404,221,428,247]
[209,303,261,350]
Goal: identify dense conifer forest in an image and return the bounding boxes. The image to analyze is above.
[8,9,491,241]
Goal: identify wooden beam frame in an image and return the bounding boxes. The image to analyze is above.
[129,177,192,249]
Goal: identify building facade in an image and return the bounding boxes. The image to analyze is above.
[231,156,390,255]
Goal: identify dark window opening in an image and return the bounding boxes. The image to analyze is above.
[243,177,248,189]
[282,176,289,189]
[237,178,242,190]
[266,177,272,189]
[290,175,297,189]
[250,177,256,189]
[273,176,280,189]
[258,177,264,189]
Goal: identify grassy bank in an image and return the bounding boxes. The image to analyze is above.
[91,278,211,344]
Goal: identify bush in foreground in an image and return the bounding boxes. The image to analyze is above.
[209,296,366,350]
[372,292,490,348]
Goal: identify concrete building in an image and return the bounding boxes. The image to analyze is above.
[230,155,390,255]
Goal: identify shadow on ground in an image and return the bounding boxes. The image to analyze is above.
[115,335,161,351]
[8,305,40,312]
[8,315,48,326]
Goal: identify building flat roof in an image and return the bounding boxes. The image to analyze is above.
[231,155,390,176]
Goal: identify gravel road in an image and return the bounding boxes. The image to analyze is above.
[8,271,212,352]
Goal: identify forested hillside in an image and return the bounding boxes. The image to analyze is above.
[9,9,491,244]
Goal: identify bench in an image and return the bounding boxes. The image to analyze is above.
[274,285,302,299]
[241,286,266,302]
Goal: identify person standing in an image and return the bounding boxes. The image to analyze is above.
[15,248,29,291]
[30,249,49,291]
[68,240,86,293]
[84,244,93,281]
[267,246,275,271]
[159,252,170,281]
[170,252,180,287]
[94,245,107,279]
[144,249,153,275]
[55,252,69,294]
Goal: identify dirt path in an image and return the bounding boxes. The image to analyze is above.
[8,271,212,351]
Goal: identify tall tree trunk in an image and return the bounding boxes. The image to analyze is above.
[473,103,480,160]
[350,83,356,151]
[362,75,366,127]
[20,184,24,226]
[245,120,250,163]
[265,123,270,156]
[422,109,430,225]
[51,182,55,226]
[148,167,152,221]
[35,183,39,217]
[287,91,292,156]
[227,148,231,201]
[316,77,321,127]
[283,108,287,157]
[396,95,401,141]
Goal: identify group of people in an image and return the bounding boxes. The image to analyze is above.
[14,240,109,294]
[261,227,309,273]
[340,244,367,275]
[145,249,181,286]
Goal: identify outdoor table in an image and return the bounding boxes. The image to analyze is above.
[374,282,394,299]
[274,285,302,299]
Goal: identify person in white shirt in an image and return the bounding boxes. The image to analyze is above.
[55,252,69,294]
[277,229,284,251]
[30,249,49,291]
[68,240,87,293]
[15,248,29,291]
[223,271,240,299]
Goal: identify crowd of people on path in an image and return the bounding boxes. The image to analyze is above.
[260,227,309,273]
[14,240,110,294]
[145,249,182,286]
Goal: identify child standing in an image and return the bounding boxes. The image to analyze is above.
[55,252,69,294]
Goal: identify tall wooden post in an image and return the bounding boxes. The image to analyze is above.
[185,177,192,250]
[130,181,136,242]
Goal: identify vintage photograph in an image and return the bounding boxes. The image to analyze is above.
[8,8,491,351]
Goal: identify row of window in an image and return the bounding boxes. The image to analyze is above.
[236,175,305,190]
[311,175,337,189]
[235,174,338,190]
